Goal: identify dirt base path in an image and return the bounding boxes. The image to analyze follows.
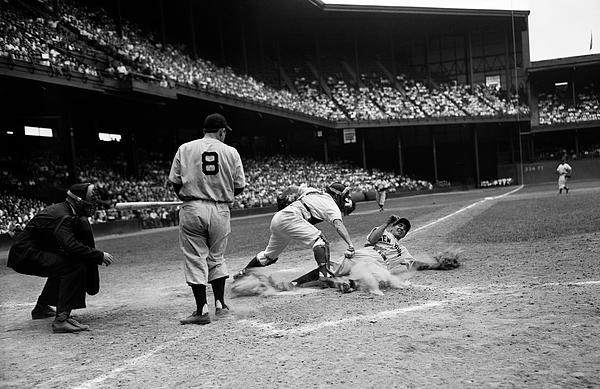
[1,183,599,388]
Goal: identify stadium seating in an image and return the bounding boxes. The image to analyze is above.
[1,0,532,122]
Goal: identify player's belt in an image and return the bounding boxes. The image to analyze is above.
[182,196,230,204]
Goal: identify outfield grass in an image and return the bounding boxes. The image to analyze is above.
[453,190,600,243]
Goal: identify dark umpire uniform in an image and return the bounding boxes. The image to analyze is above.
[7,183,114,333]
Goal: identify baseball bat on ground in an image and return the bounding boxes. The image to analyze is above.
[114,201,183,211]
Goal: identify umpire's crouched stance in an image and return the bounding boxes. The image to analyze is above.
[7,183,114,333]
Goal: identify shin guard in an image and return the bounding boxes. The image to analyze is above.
[312,235,331,277]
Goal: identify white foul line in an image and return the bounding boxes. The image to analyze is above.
[410,185,523,234]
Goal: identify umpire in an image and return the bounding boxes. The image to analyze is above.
[7,183,114,333]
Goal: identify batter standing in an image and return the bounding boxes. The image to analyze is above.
[169,113,245,325]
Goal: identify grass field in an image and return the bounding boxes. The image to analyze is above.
[1,180,599,388]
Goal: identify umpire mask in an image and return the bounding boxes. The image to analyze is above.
[67,183,100,217]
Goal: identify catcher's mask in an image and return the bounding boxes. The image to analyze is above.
[325,182,351,210]
[67,183,100,217]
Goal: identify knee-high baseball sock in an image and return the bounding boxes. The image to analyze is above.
[209,277,227,308]
[190,284,208,315]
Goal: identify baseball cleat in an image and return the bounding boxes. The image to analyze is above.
[52,317,90,333]
[180,311,211,325]
[31,304,56,320]
[215,304,230,317]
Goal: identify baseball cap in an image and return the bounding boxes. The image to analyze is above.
[392,217,411,232]
[204,113,233,132]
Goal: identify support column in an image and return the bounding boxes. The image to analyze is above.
[473,125,480,188]
[361,133,367,170]
[431,128,438,183]
[397,129,404,176]
[188,0,197,60]
[239,3,248,75]
[158,0,166,48]
[323,130,329,164]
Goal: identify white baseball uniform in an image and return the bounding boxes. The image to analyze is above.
[332,227,414,276]
[375,179,388,209]
[169,137,245,285]
[556,161,572,190]
[260,186,343,261]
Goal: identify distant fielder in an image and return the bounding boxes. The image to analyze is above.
[555,157,572,194]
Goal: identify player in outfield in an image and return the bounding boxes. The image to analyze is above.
[7,183,114,333]
[169,113,245,325]
[233,182,356,281]
[374,177,390,212]
[556,157,572,194]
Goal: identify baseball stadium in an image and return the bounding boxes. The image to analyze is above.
[1,0,599,388]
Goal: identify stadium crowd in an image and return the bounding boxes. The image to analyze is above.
[1,0,538,123]
[4,0,600,125]
[1,152,434,234]
[537,83,600,125]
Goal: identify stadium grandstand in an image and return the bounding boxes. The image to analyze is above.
[1,0,599,237]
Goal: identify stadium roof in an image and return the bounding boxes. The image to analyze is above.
[308,0,530,17]
[528,53,600,73]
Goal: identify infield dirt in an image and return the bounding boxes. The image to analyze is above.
[1,181,599,388]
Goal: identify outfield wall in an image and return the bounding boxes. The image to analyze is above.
[499,159,600,185]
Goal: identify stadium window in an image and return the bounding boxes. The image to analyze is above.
[24,126,53,137]
[554,81,568,93]
[99,133,122,142]
[486,75,501,88]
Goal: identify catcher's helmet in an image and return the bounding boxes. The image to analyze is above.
[325,182,351,210]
